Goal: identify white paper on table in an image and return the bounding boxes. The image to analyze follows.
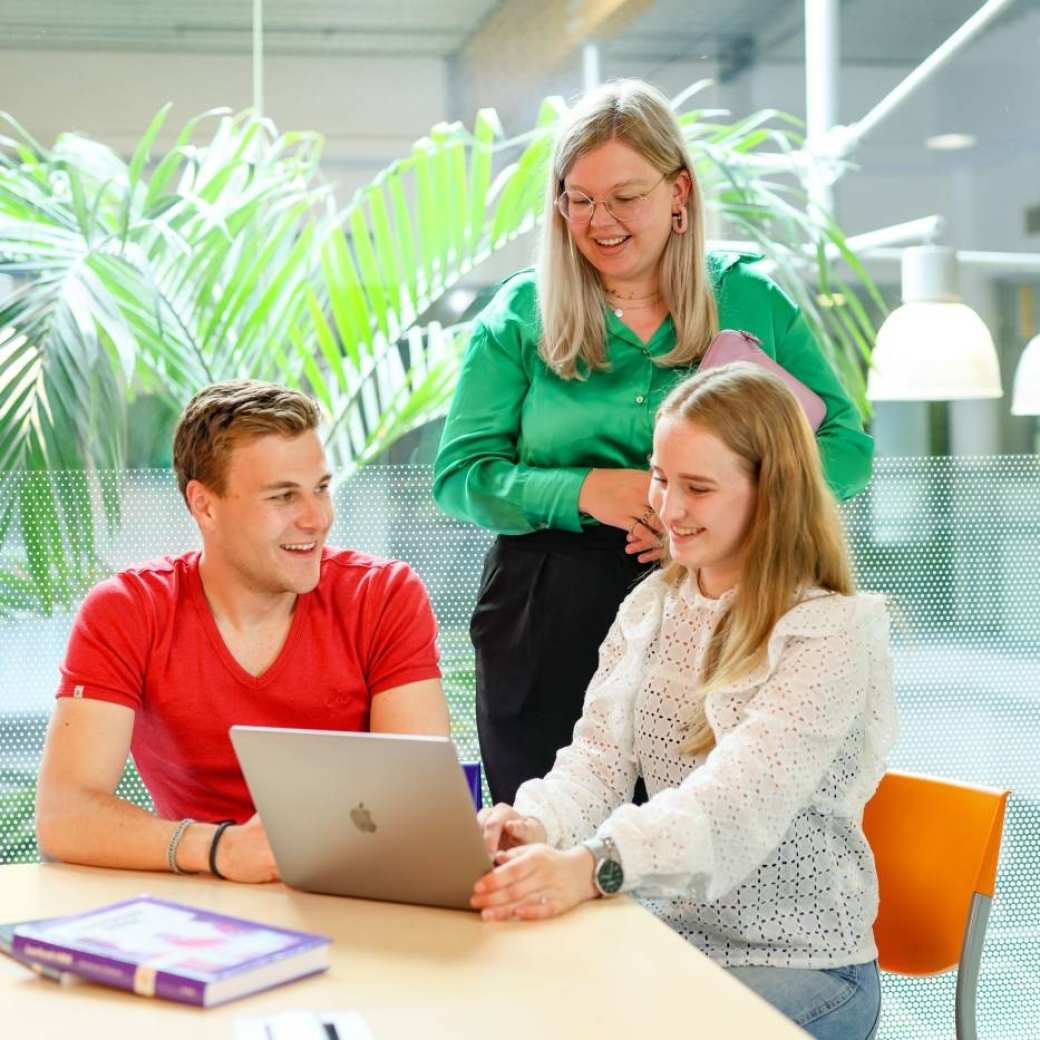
[233,1009,373,1040]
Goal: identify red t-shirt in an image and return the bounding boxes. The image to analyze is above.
[57,548,441,823]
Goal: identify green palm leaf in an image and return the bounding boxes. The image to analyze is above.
[1,88,885,611]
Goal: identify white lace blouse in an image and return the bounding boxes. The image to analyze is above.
[513,571,896,969]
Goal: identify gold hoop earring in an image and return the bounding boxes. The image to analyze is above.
[672,208,689,234]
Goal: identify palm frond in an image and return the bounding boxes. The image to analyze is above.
[0,91,886,610]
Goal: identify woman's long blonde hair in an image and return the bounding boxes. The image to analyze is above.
[538,79,718,379]
[657,363,856,754]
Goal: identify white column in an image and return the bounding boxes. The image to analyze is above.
[948,168,1002,456]
[582,42,601,93]
[252,0,264,115]
[871,402,931,457]
[804,0,840,218]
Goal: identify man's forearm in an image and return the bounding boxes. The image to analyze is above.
[36,789,219,874]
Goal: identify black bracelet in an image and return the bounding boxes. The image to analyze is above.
[209,820,236,880]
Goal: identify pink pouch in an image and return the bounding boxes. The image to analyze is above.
[697,329,827,430]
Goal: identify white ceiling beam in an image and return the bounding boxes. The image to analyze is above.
[826,0,1019,157]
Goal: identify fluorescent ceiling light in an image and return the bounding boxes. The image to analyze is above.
[867,246,1002,401]
[1012,333,1040,415]
[925,133,977,151]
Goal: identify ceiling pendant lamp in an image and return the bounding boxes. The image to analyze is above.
[1012,332,1040,415]
[867,246,1003,401]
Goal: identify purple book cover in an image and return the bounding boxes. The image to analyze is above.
[12,896,330,1007]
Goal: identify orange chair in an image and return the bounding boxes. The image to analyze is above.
[863,771,1010,1040]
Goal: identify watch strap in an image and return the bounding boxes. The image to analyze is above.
[583,834,624,897]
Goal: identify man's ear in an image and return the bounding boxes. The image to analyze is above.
[185,479,217,530]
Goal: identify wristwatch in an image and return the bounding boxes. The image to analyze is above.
[583,835,624,897]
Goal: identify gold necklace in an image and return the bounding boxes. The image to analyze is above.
[604,286,660,301]
[604,289,661,318]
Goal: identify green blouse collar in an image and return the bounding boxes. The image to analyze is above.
[602,251,762,355]
[604,306,675,354]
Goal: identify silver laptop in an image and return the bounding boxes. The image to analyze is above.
[229,726,492,910]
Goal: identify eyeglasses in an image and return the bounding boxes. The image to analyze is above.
[555,170,677,224]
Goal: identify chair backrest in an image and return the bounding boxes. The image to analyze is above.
[863,771,1009,976]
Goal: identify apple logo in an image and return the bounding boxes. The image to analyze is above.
[350,802,377,834]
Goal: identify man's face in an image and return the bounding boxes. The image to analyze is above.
[196,430,334,597]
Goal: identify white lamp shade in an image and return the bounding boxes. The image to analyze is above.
[867,301,1003,401]
[1012,333,1040,415]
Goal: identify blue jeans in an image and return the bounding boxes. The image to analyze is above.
[726,961,881,1040]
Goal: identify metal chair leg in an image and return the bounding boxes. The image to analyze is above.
[955,892,992,1040]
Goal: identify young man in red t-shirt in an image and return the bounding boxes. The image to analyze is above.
[36,380,450,883]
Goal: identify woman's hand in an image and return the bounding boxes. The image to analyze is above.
[578,469,662,539]
[470,844,597,921]
[626,523,666,563]
[477,803,547,856]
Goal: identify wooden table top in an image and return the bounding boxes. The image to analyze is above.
[1,862,807,1039]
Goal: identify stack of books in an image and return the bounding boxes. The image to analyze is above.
[1,895,330,1007]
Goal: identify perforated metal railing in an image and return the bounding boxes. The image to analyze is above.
[2,458,1038,1040]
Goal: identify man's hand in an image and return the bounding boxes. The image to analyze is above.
[213,814,280,884]
[470,844,597,921]
[477,803,547,856]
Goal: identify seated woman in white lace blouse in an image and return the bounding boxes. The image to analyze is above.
[470,361,896,1040]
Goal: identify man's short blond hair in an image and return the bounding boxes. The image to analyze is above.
[172,380,321,502]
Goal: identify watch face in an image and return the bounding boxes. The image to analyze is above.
[597,858,624,895]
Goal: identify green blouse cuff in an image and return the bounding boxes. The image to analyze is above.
[521,467,591,533]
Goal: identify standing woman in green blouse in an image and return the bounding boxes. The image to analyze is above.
[433,79,873,804]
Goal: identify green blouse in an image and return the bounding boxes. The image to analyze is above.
[433,251,873,535]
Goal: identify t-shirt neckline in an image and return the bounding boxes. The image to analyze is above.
[187,551,313,689]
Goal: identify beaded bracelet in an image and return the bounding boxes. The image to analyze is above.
[167,818,197,875]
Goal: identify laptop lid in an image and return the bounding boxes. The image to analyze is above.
[229,726,492,911]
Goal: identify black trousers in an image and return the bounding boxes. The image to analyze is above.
[471,525,653,805]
